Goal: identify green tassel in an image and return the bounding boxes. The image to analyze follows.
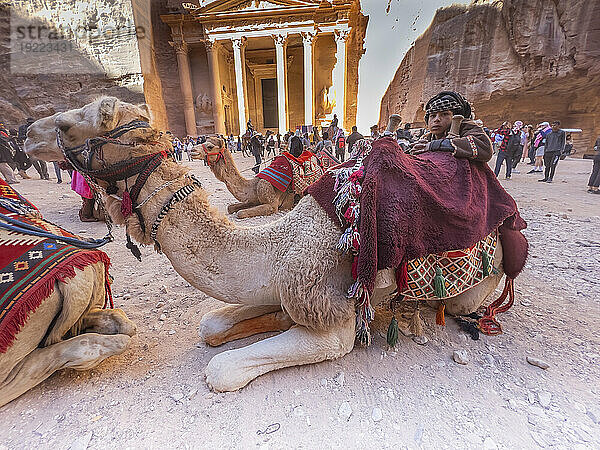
[481,250,490,277]
[387,316,399,347]
[433,267,447,298]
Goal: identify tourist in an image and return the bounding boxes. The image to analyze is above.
[250,133,263,174]
[335,129,346,162]
[172,136,183,161]
[528,122,550,174]
[493,122,513,179]
[289,135,304,158]
[0,127,18,184]
[539,120,565,183]
[52,161,70,184]
[370,125,379,139]
[331,114,338,130]
[508,120,524,174]
[314,131,337,168]
[185,136,194,161]
[237,136,242,154]
[587,135,600,194]
[522,124,534,164]
[346,125,364,155]
[266,131,276,157]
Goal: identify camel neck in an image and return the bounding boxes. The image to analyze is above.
[133,158,274,303]
[211,148,253,201]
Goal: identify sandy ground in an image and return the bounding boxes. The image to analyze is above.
[1,154,599,449]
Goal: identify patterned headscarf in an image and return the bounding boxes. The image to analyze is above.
[424,91,472,124]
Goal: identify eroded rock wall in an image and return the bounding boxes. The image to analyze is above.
[379,0,600,155]
[0,1,144,130]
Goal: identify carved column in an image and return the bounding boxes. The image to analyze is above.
[333,29,350,131]
[302,31,316,127]
[205,39,226,135]
[273,33,288,135]
[171,40,197,136]
[232,37,247,136]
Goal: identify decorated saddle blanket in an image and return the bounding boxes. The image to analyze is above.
[0,179,112,353]
[257,151,324,194]
[307,137,528,343]
[400,230,497,300]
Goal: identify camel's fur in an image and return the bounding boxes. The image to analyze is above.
[192,140,294,218]
[0,262,136,408]
[24,96,504,393]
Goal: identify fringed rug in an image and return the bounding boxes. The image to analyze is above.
[0,179,112,353]
[257,151,324,194]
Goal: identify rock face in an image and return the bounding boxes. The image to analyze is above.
[0,1,144,130]
[379,0,600,156]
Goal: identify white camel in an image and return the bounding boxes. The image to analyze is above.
[24,97,504,393]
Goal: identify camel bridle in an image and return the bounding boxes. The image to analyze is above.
[56,119,201,260]
[201,143,225,167]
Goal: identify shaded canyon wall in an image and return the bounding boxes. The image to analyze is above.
[0,0,145,129]
[379,0,600,156]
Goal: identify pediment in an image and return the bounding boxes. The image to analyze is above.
[196,0,321,14]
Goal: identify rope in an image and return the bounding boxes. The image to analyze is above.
[0,213,112,249]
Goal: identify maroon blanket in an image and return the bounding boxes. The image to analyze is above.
[307,137,528,293]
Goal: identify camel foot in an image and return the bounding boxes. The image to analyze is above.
[199,304,282,346]
[82,308,137,337]
[227,201,257,214]
[0,333,131,408]
[236,204,277,219]
[205,318,355,392]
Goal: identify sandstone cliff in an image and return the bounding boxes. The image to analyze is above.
[0,1,144,130]
[379,0,600,156]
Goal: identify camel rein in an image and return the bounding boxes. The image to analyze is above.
[56,120,201,260]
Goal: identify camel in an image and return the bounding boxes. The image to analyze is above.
[0,254,137,408]
[25,96,505,393]
[192,140,295,218]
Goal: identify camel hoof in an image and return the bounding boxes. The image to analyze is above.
[198,312,230,347]
[226,204,237,214]
[205,350,253,392]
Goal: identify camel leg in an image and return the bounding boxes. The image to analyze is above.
[205,317,355,392]
[204,311,293,347]
[227,201,257,214]
[199,304,283,346]
[236,203,277,219]
[0,333,131,408]
[81,308,137,337]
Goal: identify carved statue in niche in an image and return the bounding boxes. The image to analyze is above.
[195,93,213,116]
[318,85,335,117]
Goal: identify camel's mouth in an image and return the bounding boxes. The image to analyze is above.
[24,140,64,162]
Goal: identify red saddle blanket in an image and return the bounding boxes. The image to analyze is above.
[257,151,323,194]
[307,137,528,294]
[0,179,112,353]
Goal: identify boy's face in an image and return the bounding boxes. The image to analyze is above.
[428,110,453,136]
[552,122,560,132]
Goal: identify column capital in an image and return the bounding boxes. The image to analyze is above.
[272,33,288,47]
[301,31,317,45]
[204,38,220,52]
[170,40,188,55]
[334,29,350,43]
[232,37,247,51]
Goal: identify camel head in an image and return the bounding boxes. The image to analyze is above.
[191,136,226,165]
[25,97,154,164]
[24,113,61,161]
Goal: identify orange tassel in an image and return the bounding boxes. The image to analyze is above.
[436,302,446,326]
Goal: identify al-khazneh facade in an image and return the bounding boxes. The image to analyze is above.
[146,0,367,136]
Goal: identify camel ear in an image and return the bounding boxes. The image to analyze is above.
[99,97,118,128]
[137,103,152,123]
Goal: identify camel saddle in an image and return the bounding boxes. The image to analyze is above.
[257,151,324,195]
[0,180,112,353]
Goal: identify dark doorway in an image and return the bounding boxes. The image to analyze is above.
[261,78,278,129]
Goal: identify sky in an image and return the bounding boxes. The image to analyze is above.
[356,0,469,133]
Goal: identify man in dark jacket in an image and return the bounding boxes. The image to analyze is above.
[346,125,364,156]
[250,133,263,174]
[539,120,566,183]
